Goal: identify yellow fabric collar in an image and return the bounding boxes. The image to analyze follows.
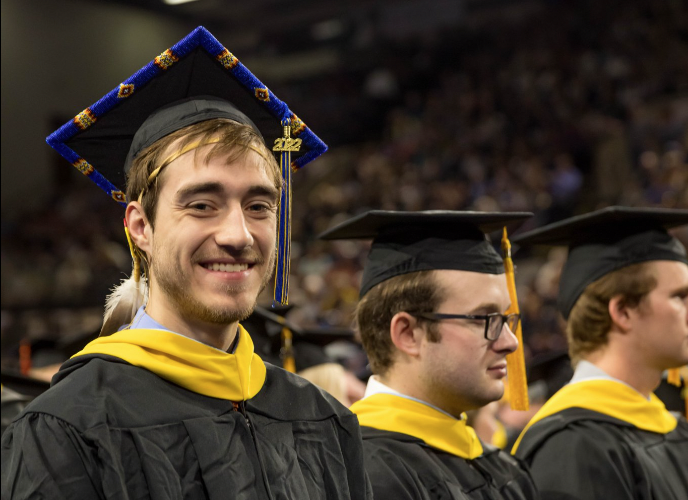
[350,393,484,459]
[72,325,266,401]
[512,379,677,453]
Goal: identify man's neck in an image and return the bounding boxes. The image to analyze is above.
[583,349,662,398]
[144,301,239,351]
[370,375,461,419]
[380,368,468,418]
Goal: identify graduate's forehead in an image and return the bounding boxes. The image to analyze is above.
[434,270,510,311]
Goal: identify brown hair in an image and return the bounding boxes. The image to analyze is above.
[354,271,445,375]
[566,262,657,363]
[125,118,281,229]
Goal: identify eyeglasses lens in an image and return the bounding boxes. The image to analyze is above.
[487,314,520,340]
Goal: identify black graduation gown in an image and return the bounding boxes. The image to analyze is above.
[1,354,372,500]
[360,426,539,500]
[514,407,688,500]
[1,386,32,438]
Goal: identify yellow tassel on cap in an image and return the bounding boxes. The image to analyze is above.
[281,326,296,373]
[501,228,529,411]
[667,367,681,387]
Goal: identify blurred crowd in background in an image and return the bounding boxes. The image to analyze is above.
[1,0,687,383]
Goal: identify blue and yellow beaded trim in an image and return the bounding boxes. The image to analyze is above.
[47,26,327,208]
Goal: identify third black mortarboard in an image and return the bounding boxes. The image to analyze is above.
[319,210,533,297]
[512,206,688,319]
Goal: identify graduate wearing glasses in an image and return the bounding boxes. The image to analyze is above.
[320,210,539,500]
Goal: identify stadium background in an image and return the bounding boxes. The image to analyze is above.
[1,0,686,380]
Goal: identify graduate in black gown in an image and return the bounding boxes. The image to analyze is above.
[1,27,370,500]
[320,211,539,500]
[512,207,688,500]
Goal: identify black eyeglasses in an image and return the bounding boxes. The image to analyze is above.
[412,312,520,341]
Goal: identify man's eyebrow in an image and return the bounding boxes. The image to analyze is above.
[246,184,280,201]
[174,183,279,201]
[671,284,688,296]
[175,182,225,201]
[470,303,505,314]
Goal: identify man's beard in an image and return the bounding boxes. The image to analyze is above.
[151,247,275,325]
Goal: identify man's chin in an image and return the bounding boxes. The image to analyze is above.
[205,300,257,323]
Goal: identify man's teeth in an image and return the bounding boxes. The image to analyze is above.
[205,263,249,272]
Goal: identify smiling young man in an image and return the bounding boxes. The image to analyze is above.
[1,28,370,500]
[511,207,688,500]
[320,210,539,500]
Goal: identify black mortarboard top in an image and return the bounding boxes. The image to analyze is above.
[318,210,533,297]
[512,207,688,319]
[46,26,327,304]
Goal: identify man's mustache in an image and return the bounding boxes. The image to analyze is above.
[193,249,266,265]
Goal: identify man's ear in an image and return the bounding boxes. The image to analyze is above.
[125,202,153,256]
[608,295,633,332]
[390,312,424,357]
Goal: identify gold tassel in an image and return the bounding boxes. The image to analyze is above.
[502,228,529,411]
[667,367,681,387]
[281,326,296,373]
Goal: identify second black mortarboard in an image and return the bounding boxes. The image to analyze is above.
[319,210,533,297]
[512,206,688,319]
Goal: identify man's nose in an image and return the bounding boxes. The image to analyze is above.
[493,320,519,354]
[215,206,254,250]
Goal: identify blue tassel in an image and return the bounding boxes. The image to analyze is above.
[273,120,293,305]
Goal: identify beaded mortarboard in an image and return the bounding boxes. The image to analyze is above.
[46,26,327,306]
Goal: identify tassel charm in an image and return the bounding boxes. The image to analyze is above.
[272,119,300,305]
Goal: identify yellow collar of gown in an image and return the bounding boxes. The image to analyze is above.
[72,325,266,401]
[512,378,677,453]
[350,393,484,459]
